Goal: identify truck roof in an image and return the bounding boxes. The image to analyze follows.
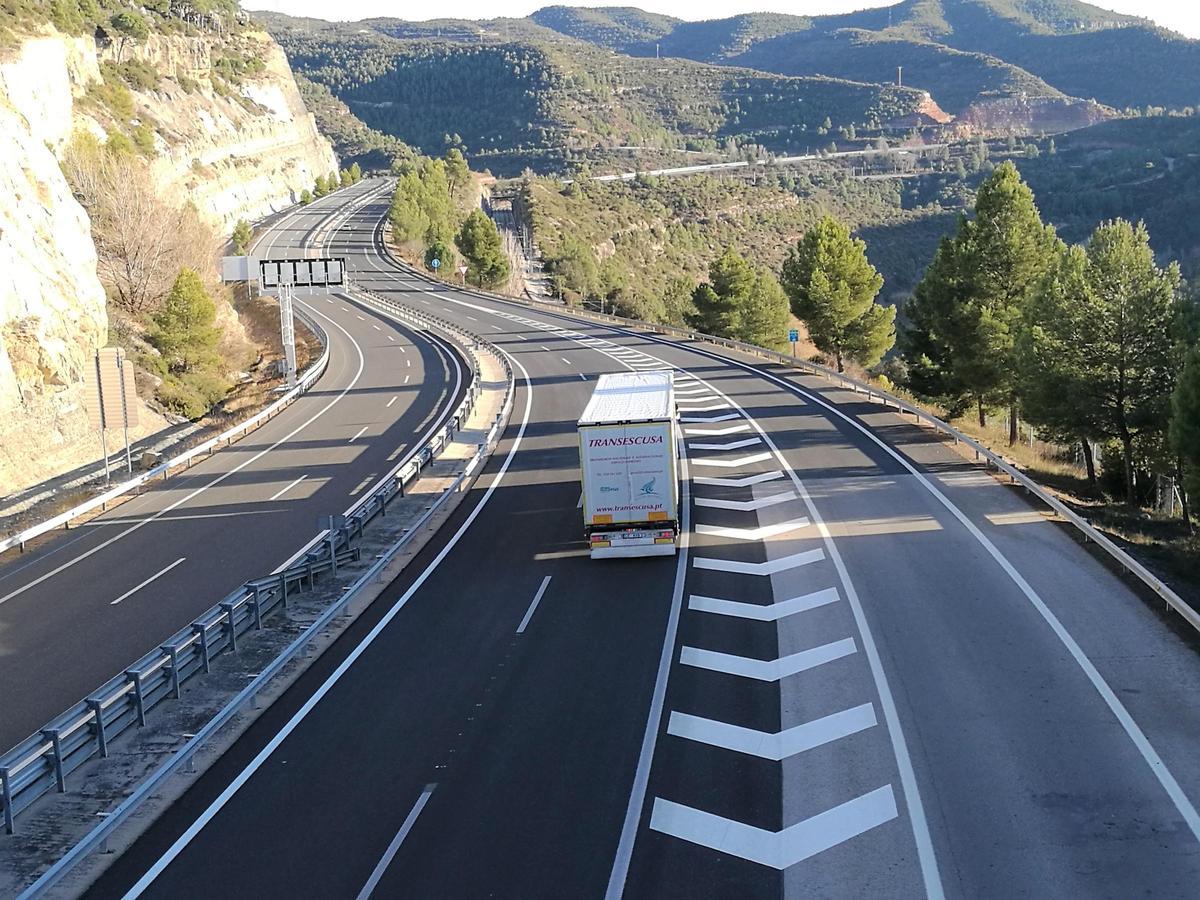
[578,370,675,425]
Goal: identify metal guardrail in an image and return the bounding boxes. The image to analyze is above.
[0,303,331,560]
[377,233,1200,634]
[0,299,501,834]
[15,314,516,900]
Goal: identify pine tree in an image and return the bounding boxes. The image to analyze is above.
[737,268,791,351]
[1022,220,1181,503]
[313,174,328,198]
[1172,346,1200,510]
[348,162,363,183]
[690,248,753,337]
[231,219,252,255]
[445,148,471,202]
[902,161,1060,439]
[781,216,892,372]
[150,269,221,375]
[455,209,509,288]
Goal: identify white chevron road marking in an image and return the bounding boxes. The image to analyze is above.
[694,519,810,541]
[667,703,877,760]
[688,587,840,621]
[677,402,730,412]
[680,638,855,680]
[691,452,772,469]
[692,548,824,575]
[649,786,897,869]
[695,491,797,511]
[680,412,741,424]
[688,437,763,452]
[692,470,785,488]
[683,424,751,437]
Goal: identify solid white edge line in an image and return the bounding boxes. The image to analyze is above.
[109,557,186,606]
[354,785,436,900]
[268,474,307,502]
[641,330,1200,854]
[516,575,552,634]
[0,301,367,609]
[604,425,691,899]
[122,352,533,898]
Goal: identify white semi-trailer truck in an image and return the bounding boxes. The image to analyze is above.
[577,370,680,559]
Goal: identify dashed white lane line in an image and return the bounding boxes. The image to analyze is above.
[355,785,437,900]
[695,491,797,512]
[404,375,410,385]
[688,587,840,621]
[349,426,369,443]
[517,575,553,634]
[541,346,551,352]
[268,474,307,501]
[668,702,877,760]
[692,548,824,576]
[680,638,857,681]
[110,557,186,606]
[372,324,381,331]
[406,359,411,367]
[694,519,810,542]
[386,396,398,409]
[356,315,365,321]
[577,491,584,508]
[466,315,478,321]
[579,373,587,381]
[387,335,395,342]
[649,786,897,870]
[561,357,572,365]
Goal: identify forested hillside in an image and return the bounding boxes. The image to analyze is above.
[528,0,1200,114]
[263,14,931,177]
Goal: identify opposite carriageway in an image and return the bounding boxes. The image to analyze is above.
[0,181,466,751]
[84,189,1200,899]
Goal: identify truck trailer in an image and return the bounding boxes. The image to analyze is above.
[577,370,680,559]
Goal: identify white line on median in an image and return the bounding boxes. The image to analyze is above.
[404,375,410,384]
[268,475,307,501]
[517,575,552,634]
[349,426,369,443]
[386,396,398,408]
[355,785,436,900]
[110,557,186,606]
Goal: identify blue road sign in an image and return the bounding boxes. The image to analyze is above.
[788,329,799,342]
[431,258,441,269]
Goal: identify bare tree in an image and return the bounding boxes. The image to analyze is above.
[63,136,219,317]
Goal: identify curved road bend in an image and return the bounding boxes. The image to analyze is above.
[91,188,1200,899]
[0,181,466,750]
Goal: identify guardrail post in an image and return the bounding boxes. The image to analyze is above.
[164,644,181,699]
[1,767,14,833]
[127,670,147,727]
[41,729,66,792]
[220,602,238,653]
[279,573,289,608]
[86,698,108,757]
[195,623,211,674]
[250,586,264,630]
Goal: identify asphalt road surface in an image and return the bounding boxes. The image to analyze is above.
[0,181,466,750]
[87,187,1200,899]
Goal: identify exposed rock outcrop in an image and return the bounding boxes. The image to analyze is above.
[0,23,336,496]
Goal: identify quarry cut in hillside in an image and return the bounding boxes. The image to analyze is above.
[0,22,336,497]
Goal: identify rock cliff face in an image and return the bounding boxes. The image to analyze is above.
[0,24,336,496]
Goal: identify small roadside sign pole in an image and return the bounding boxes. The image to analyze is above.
[458,264,468,285]
[430,257,440,273]
[85,347,140,481]
[788,328,799,358]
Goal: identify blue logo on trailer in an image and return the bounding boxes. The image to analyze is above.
[431,258,441,269]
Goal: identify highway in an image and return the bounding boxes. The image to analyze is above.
[87,187,1200,898]
[0,181,467,750]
